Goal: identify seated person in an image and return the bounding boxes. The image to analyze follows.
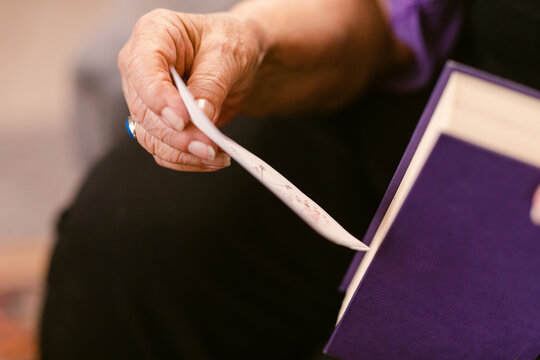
[41,0,540,359]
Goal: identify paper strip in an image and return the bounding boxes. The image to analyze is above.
[170,67,368,251]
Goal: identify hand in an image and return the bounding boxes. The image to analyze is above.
[118,9,266,171]
[119,0,397,171]
[531,185,540,226]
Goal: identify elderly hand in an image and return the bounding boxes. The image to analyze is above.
[119,0,399,172]
[118,9,266,171]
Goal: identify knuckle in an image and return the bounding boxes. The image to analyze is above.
[124,52,143,76]
[128,98,147,122]
[144,80,163,100]
[189,73,228,100]
[153,140,167,159]
[152,123,168,143]
[160,130,180,150]
[141,131,156,155]
[172,151,192,165]
[139,106,150,124]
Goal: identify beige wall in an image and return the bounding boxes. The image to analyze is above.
[0,1,112,241]
[0,4,114,357]
[0,0,112,132]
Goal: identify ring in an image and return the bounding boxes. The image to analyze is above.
[125,116,137,139]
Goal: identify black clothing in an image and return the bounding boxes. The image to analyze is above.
[40,106,418,359]
[41,0,540,358]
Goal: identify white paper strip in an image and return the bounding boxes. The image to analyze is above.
[170,67,368,251]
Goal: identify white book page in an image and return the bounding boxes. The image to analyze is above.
[170,67,368,251]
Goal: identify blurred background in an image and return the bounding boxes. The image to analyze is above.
[0,2,112,358]
[0,0,236,358]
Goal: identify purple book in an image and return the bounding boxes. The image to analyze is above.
[325,62,540,359]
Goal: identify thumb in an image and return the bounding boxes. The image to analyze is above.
[186,47,238,123]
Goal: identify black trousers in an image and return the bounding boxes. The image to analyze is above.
[39,86,428,359]
[40,0,540,355]
[40,110,380,359]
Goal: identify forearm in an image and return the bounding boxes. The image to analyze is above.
[231,0,401,115]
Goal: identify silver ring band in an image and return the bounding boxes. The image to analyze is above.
[126,116,137,139]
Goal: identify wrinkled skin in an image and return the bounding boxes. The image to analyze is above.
[119,10,265,171]
[118,0,399,171]
[118,2,540,224]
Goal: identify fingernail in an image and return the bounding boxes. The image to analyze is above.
[196,99,215,121]
[531,200,540,226]
[202,152,231,167]
[188,141,216,161]
[162,107,185,131]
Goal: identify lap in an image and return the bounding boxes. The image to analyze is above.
[41,114,375,359]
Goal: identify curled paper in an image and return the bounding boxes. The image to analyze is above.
[170,67,368,251]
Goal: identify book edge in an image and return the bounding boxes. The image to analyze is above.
[326,60,540,355]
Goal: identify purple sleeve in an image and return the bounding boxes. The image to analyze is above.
[386,0,463,91]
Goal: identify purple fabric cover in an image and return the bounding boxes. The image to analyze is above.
[386,0,463,91]
[340,62,540,293]
[326,134,540,359]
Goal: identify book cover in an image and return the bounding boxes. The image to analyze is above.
[325,62,540,359]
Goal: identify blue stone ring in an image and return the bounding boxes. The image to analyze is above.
[125,116,137,139]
